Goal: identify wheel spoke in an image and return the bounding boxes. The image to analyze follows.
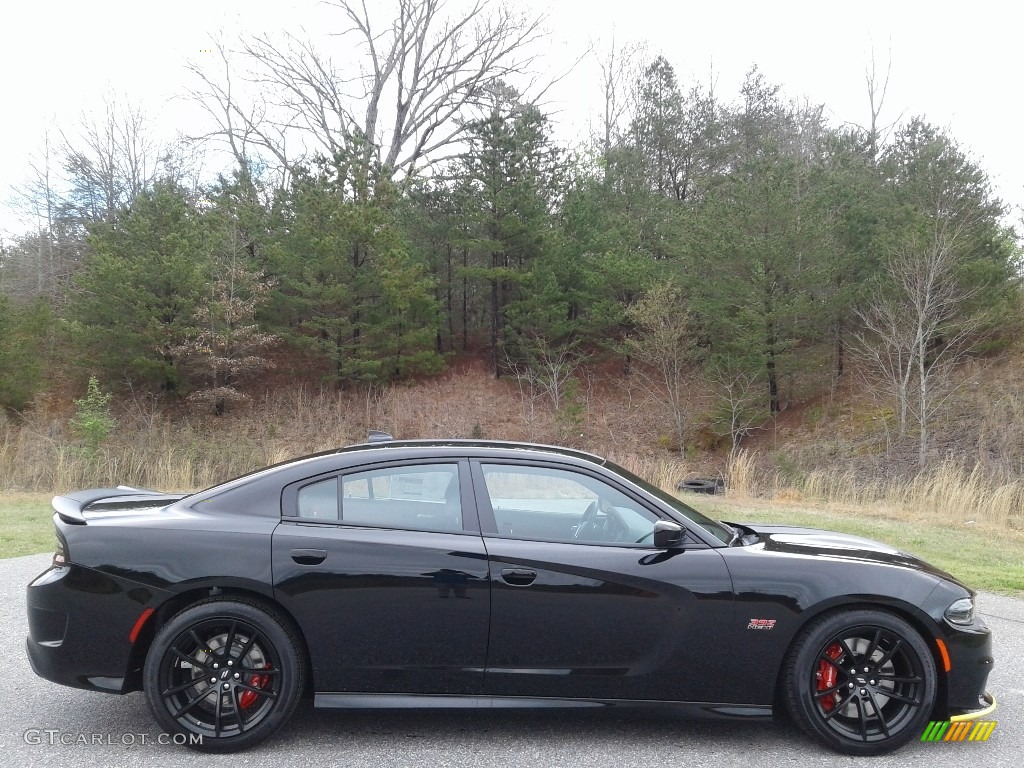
[854,695,869,741]
[874,637,902,667]
[162,676,205,697]
[879,689,922,706]
[213,688,223,738]
[232,688,247,733]
[866,689,891,738]
[837,638,859,665]
[238,666,281,677]
[864,628,883,662]
[875,674,922,684]
[817,652,845,667]
[234,681,278,699]
[822,691,857,721]
[813,684,843,699]
[188,629,207,653]
[233,632,259,663]
[171,646,210,671]
[171,688,212,719]
[222,620,238,659]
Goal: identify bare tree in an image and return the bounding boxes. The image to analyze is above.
[506,340,587,413]
[61,94,163,222]
[186,38,293,189]
[859,47,903,163]
[854,225,988,465]
[707,360,764,459]
[625,281,698,455]
[593,34,644,167]
[334,0,544,175]
[6,132,59,297]
[189,0,545,183]
[5,132,88,301]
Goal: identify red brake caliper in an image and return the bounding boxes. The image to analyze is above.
[817,643,843,711]
[238,663,271,709]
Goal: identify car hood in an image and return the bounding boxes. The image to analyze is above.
[735,522,964,587]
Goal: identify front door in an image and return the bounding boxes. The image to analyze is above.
[473,460,734,702]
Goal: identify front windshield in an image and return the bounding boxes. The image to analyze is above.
[607,461,733,544]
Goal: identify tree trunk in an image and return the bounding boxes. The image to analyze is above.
[833,316,845,379]
[765,319,780,414]
[490,276,499,378]
[462,247,469,352]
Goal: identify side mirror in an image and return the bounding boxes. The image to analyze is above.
[653,520,685,549]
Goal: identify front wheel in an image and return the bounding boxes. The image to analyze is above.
[782,609,937,755]
[143,599,305,752]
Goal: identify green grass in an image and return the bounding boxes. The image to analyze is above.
[687,495,1024,597]
[3,490,1022,597]
[0,493,54,558]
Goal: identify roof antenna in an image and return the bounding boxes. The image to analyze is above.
[367,430,394,444]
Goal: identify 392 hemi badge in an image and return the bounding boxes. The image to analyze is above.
[747,618,777,630]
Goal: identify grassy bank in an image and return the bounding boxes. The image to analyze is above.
[0,493,55,558]
[3,489,1020,596]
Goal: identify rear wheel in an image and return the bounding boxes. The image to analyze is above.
[783,609,936,755]
[143,599,305,752]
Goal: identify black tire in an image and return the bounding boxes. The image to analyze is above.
[677,479,719,495]
[143,599,306,752]
[782,609,936,756]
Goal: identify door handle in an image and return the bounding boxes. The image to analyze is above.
[500,568,537,586]
[290,548,327,565]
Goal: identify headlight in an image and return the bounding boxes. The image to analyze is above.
[944,597,975,625]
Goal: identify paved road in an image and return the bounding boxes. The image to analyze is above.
[2,553,1019,766]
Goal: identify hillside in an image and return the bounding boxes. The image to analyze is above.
[3,348,1023,535]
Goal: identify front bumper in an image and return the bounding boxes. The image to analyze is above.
[942,614,995,717]
[950,691,996,722]
[26,563,162,694]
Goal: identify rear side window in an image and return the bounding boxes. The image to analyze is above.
[341,463,462,532]
[297,478,339,520]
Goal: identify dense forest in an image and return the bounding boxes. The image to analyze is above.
[0,1,1020,479]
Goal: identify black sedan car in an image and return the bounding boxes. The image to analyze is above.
[27,436,994,754]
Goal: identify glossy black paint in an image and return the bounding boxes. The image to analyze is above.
[26,439,994,729]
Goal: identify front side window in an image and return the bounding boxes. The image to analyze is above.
[340,463,462,532]
[480,464,659,545]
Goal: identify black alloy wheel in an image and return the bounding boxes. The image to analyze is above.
[143,599,305,752]
[783,609,937,755]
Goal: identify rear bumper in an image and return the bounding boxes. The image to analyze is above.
[26,563,163,694]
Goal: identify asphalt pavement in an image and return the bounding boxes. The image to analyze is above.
[2,552,1019,766]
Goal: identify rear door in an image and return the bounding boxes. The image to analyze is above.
[272,459,490,694]
[473,460,734,702]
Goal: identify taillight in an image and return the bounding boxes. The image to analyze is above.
[53,531,68,566]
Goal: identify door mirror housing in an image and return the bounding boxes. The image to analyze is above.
[653,520,685,549]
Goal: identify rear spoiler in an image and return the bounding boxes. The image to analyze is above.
[52,487,184,525]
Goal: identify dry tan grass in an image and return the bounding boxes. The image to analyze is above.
[3,366,1022,533]
[723,449,1024,531]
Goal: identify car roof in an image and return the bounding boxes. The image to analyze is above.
[336,438,608,466]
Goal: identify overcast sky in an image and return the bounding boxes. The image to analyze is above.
[2,0,1021,236]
